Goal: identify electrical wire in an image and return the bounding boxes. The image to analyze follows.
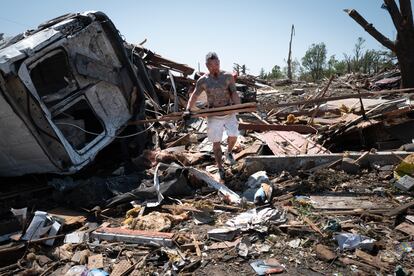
[54,121,155,139]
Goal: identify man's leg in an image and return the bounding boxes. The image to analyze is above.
[213,142,223,169]
[207,116,225,179]
[224,114,239,164]
[227,136,237,152]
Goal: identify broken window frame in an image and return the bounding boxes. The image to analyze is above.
[28,48,78,105]
[51,95,107,155]
[17,47,110,157]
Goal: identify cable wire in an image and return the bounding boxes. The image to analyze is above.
[54,121,154,139]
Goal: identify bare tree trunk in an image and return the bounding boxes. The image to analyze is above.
[344,0,414,88]
[287,25,295,80]
[396,33,414,88]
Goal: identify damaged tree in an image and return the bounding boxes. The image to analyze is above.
[345,0,414,88]
[287,24,295,80]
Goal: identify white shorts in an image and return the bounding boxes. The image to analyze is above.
[207,113,239,143]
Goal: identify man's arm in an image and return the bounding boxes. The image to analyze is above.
[228,75,241,105]
[185,78,204,111]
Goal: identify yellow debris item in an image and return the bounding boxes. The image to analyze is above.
[125,206,141,219]
[394,154,414,179]
[286,114,297,124]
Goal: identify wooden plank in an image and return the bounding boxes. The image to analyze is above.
[235,141,262,160]
[191,102,257,114]
[193,107,256,118]
[260,131,329,156]
[310,195,393,210]
[318,209,390,215]
[339,257,376,272]
[355,249,391,271]
[129,107,256,125]
[48,208,87,226]
[386,201,414,217]
[271,109,342,119]
[315,244,336,261]
[395,222,414,235]
[165,133,190,148]
[309,75,335,124]
[207,238,241,250]
[192,234,202,257]
[245,151,411,174]
[166,102,257,117]
[91,227,175,247]
[238,122,317,134]
[268,88,414,108]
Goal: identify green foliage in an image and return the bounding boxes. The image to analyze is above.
[282,58,301,80]
[296,39,396,81]
[233,63,248,75]
[259,68,266,79]
[301,42,327,81]
[262,38,396,81]
[233,63,240,75]
[266,65,284,80]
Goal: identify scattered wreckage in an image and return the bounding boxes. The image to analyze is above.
[1,10,414,276]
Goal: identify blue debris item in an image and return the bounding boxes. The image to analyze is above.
[396,241,414,255]
[334,232,376,251]
[86,269,109,276]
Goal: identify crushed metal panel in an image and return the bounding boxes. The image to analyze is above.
[0,28,62,74]
[0,93,56,176]
[0,11,145,176]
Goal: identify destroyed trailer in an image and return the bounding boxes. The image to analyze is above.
[0,11,146,177]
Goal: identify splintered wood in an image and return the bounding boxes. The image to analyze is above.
[129,102,257,124]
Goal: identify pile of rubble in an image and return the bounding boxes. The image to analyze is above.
[1,11,414,276]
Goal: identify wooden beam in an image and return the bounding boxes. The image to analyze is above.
[344,9,395,51]
[246,151,411,173]
[383,0,404,31]
[385,200,414,216]
[191,102,257,115]
[309,75,335,124]
[129,103,257,125]
[270,87,414,108]
[238,122,317,134]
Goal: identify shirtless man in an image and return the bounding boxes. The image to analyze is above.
[184,52,241,180]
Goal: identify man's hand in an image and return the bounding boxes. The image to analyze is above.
[182,110,191,121]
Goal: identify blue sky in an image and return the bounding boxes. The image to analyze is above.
[0,1,405,75]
